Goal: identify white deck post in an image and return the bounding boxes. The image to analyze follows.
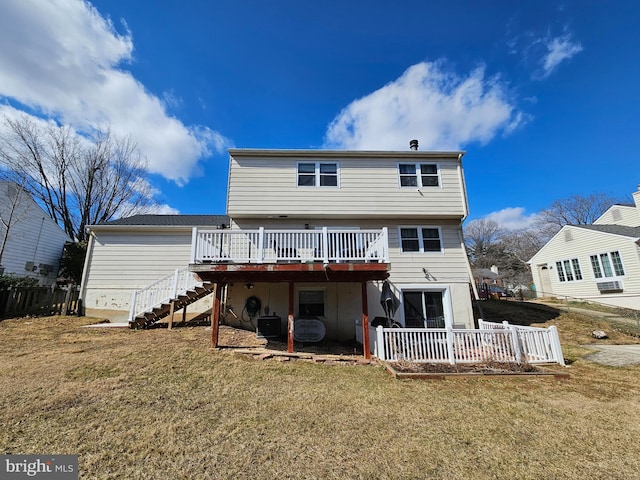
[257,227,265,263]
[190,227,198,263]
[376,325,385,360]
[128,290,137,322]
[321,227,329,264]
[171,269,180,299]
[381,227,389,262]
[445,326,455,365]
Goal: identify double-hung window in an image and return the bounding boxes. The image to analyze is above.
[297,162,338,187]
[590,251,625,279]
[398,163,439,187]
[298,290,324,318]
[400,227,442,253]
[555,258,583,282]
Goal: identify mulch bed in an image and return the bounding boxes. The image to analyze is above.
[385,361,569,380]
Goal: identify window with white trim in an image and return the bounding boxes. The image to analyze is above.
[555,258,583,282]
[590,251,625,279]
[400,227,442,252]
[402,290,445,328]
[398,163,439,187]
[297,162,338,187]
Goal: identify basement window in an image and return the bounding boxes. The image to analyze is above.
[298,290,325,318]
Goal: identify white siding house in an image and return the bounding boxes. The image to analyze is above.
[528,185,640,309]
[0,181,71,285]
[81,146,477,354]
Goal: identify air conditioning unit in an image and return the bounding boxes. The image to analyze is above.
[39,264,53,275]
[24,261,37,272]
[596,281,623,293]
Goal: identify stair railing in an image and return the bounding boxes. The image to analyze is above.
[128,267,202,322]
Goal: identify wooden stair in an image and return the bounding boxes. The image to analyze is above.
[129,282,215,329]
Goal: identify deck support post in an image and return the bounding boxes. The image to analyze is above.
[168,300,176,330]
[181,303,187,324]
[287,281,294,353]
[361,281,371,359]
[212,283,222,347]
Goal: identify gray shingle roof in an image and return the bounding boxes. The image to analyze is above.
[573,224,640,238]
[102,214,229,227]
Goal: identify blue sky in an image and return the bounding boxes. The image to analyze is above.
[0,0,638,229]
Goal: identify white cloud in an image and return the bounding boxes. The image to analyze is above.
[324,61,524,151]
[0,0,230,184]
[540,34,583,78]
[485,207,540,230]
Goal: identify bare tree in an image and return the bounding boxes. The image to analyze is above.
[535,192,626,232]
[0,115,154,241]
[463,218,505,266]
[0,180,33,267]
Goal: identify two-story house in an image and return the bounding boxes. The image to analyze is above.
[80,145,477,356]
[528,185,640,309]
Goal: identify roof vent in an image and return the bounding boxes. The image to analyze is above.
[409,139,419,151]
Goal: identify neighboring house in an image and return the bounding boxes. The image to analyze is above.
[0,181,71,286]
[472,265,503,299]
[528,185,640,309]
[80,145,477,354]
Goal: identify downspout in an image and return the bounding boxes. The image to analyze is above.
[456,153,477,300]
[457,153,469,221]
[78,228,96,308]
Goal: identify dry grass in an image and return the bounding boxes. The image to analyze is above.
[2,309,640,479]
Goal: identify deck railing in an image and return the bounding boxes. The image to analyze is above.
[365,320,564,365]
[128,267,201,322]
[190,227,389,264]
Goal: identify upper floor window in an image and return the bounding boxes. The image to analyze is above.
[555,258,583,282]
[400,227,442,253]
[590,251,625,279]
[297,162,338,187]
[398,163,439,187]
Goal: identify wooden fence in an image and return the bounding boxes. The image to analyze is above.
[0,285,81,319]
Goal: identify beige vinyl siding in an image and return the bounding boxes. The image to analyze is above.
[530,226,640,308]
[82,229,197,318]
[387,222,471,284]
[84,231,193,288]
[227,154,466,218]
[594,205,640,227]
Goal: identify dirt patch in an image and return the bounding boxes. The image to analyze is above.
[388,361,540,374]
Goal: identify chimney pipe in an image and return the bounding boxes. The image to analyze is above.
[409,139,419,151]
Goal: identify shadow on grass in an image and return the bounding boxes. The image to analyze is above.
[473,300,562,327]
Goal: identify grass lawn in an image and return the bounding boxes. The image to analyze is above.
[1,303,640,479]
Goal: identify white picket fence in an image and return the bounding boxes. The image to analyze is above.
[363,319,564,366]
